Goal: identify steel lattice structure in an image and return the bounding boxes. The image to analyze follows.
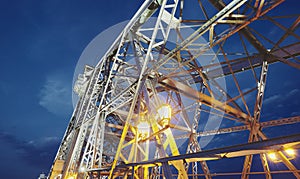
[48,0,300,178]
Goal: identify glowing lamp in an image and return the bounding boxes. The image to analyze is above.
[267,152,278,162]
[137,112,150,139]
[137,121,149,139]
[285,148,296,158]
[157,104,171,128]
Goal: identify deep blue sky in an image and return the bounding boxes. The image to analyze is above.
[0,1,299,179]
[0,1,143,178]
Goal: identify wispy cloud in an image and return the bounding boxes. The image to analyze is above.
[39,72,72,117]
[291,111,300,116]
[264,88,299,105]
[262,88,299,119]
[287,89,299,97]
[264,94,281,105]
[0,131,60,169]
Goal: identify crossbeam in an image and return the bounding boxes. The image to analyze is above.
[95,134,300,172]
[158,77,251,122]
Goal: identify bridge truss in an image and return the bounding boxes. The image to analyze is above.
[49,0,300,178]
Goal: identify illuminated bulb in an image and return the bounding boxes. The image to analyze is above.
[285,148,296,157]
[137,121,150,139]
[157,104,171,127]
[267,152,277,161]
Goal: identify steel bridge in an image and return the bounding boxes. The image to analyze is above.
[48,0,300,178]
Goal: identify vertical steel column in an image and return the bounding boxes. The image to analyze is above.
[242,61,269,179]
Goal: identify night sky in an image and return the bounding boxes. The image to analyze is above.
[0,1,143,178]
[0,1,299,179]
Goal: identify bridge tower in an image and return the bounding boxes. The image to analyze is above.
[49,0,300,178]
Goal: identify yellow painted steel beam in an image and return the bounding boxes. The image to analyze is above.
[150,118,189,178]
[159,77,251,123]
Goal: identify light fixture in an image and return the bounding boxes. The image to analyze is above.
[267,152,277,162]
[157,104,172,128]
[285,148,296,158]
[267,149,296,163]
[137,111,150,140]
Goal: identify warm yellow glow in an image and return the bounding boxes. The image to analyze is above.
[267,152,277,161]
[136,110,150,140]
[285,148,296,157]
[66,173,77,179]
[157,104,171,127]
[137,121,149,139]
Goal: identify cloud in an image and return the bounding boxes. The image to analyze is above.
[291,111,300,116]
[264,88,299,106]
[0,131,60,169]
[39,72,73,116]
[263,94,281,105]
[287,89,299,97]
